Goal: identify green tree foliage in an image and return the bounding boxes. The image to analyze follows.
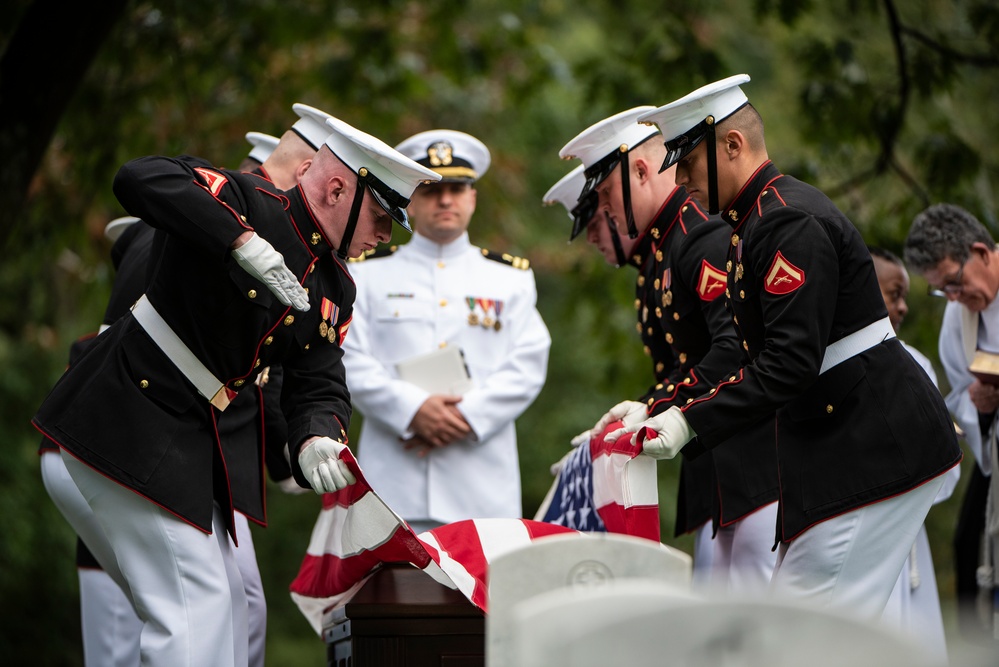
[2,0,997,662]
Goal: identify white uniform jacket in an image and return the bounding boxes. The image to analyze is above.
[343,231,551,523]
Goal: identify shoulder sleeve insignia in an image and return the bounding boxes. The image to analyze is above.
[764,250,805,295]
[697,259,728,301]
[338,316,352,346]
[348,245,398,263]
[193,167,228,196]
[481,248,530,270]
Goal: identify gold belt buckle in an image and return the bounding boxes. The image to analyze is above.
[210,386,231,412]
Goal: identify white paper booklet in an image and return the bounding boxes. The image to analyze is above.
[395,346,473,395]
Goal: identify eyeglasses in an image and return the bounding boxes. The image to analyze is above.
[927,261,966,298]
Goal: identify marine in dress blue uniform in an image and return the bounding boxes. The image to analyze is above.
[33,118,439,666]
[40,111,334,667]
[558,107,780,591]
[617,75,962,617]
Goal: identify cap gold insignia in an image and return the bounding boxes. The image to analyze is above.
[428,142,454,167]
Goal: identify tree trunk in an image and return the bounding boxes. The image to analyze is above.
[0,0,129,246]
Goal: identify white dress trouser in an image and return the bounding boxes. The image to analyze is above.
[45,450,266,666]
[233,512,266,667]
[711,501,779,595]
[41,450,131,595]
[771,476,945,619]
[882,524,948,664]
[61,451,248,667]
[78,568,143,666]
[690,521,715,590]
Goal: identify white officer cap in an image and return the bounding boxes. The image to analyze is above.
[542,164,595,241]
[104,216,140,242]
[244,132,279,163]
[324,117,441,230]
[558,106,659,200]
[291,103,335,150]
[542,164,586,215]
[394,129,491,183]
[637,74,751,171]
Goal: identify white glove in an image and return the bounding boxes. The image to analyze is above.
[297,437,357,494]
[232,233,310,312]
[592,400,648,436]
[569,429,591,448]
[605,406,696,460]
[277,476,309,495]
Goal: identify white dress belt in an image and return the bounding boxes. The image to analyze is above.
[819,316,896,375]
[131,294,232,411]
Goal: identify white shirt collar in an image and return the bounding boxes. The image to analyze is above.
[406,230,472,259]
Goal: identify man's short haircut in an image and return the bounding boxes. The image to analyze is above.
[630,135,667,166]
[717,103,765,151]
[903,203,993,272]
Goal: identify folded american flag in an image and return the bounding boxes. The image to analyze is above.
[534,420,660,541]
[289,425,660,633]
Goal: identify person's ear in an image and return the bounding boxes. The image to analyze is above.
[724,130,745,159]
[294,159,313,183]
[634,156,651,184]
[327,175,346,205]
[971,241,992,264]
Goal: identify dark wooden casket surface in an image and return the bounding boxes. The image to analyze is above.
[324,564,485,667]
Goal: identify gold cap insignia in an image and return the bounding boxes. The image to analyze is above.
[427,142,454,167]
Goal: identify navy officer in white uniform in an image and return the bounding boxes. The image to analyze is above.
[343,129,551,533]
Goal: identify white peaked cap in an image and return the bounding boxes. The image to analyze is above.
[637,74,751,168]
[323,117,441,203]
[104,216,140,242]
[245,132,279,163]
[558,106,659,167]
[542,164,586,219]
[291,103,335,150]
[394,129,491,182]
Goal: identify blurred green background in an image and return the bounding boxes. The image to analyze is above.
[2,0,997,663]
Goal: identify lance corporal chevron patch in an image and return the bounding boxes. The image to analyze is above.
[765,250,805,295]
